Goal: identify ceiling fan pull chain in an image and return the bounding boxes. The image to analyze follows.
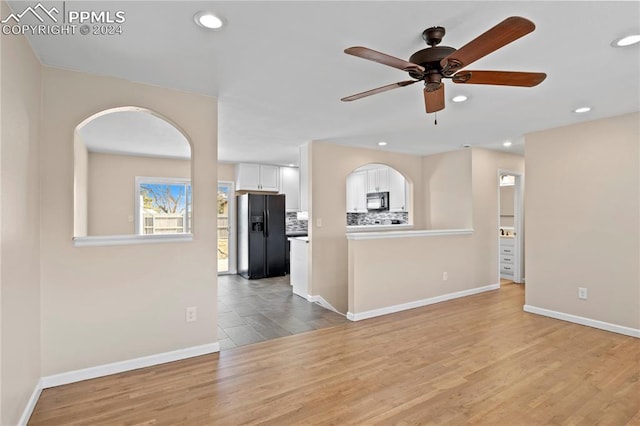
[434,112,438,125]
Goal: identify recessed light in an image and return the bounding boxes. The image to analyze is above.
[194,11,224,29]
[378,141,387,146]
[452,95,468,103]
[503,141,512,147]
[462,144,471,148]
[574,107,592,113]
[288,164,295,167]
[612,34,640,47]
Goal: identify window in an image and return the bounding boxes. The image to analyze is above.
[135,177,191,235]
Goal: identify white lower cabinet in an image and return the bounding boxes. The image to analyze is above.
[500,237,515,278]
[289,237,309,299]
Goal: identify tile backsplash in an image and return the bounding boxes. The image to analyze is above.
[347,211,409,226]
[286,212,308,233]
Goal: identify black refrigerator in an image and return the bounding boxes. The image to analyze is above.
[237,193,287,279]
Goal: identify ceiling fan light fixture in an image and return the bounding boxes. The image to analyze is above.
[612,34,640,47]
[452,95,468,103]
[574,106,592,113]
[194,11,224,29]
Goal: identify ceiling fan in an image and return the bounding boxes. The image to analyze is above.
[341,16,547,114]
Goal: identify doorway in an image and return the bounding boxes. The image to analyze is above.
[217,181,236,274]
[498,171,524,284]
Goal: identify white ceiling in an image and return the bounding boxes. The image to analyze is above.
[10,1,640,166]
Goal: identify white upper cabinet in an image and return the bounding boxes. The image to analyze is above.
[366,167,390,193]
[236,163,280,192]
[388,168,407,212]
[260,165,279,191]
[347,170,367,213]
[236,163,261,190]
[280,167,300,212]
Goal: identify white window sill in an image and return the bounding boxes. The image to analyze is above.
[73,234,193,247]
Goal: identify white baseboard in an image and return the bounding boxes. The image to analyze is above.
[347,283,500,321]
[308,295,344,315]
[18,378,43,426]
[41,342,220,389]
[523,305,640,338]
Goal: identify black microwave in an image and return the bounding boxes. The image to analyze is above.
[366,192,389,211]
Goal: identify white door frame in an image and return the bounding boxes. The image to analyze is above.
[497,170,524,284]
[218,180,237,275]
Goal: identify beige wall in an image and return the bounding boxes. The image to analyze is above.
[500,185,515,227]
[349,234,475,313]
[87,153,190,235]
[422,149,473,229]
[40,67,218,375]
[347,148,524,316]
[0,2,42,422]
[218,162,236,182]
[309,141,425,313]
[74,131,88,237]
[525,113,639,329]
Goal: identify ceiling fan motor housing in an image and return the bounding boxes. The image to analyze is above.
[408,46,456,79]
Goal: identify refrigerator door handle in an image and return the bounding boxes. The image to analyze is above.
[265,209,270,238]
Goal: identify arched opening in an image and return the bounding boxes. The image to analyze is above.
[73,107,192,238]
[346,163,412,227]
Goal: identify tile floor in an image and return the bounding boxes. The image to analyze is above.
[218,274,350,350]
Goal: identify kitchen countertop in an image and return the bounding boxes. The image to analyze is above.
[286,231,308,237]
[288,236,309,242]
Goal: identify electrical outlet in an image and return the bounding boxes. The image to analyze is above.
[185,306,197,322]
[578,287,588,300]
[442,272,448,281]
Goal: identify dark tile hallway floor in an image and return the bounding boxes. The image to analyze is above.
[218,274,350,350]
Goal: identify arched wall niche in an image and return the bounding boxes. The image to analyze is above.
[346,162,412,226]
[73,106,193,242]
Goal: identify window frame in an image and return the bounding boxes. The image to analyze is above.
[134,176,192,236]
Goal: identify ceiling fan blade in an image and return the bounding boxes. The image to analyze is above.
[440,16,535,75]
[424,84,445,113]
[452,70,547,87]
[345,47,425,74]
[341,80,419,102]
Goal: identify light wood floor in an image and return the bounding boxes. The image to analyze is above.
[29,283,640,425]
